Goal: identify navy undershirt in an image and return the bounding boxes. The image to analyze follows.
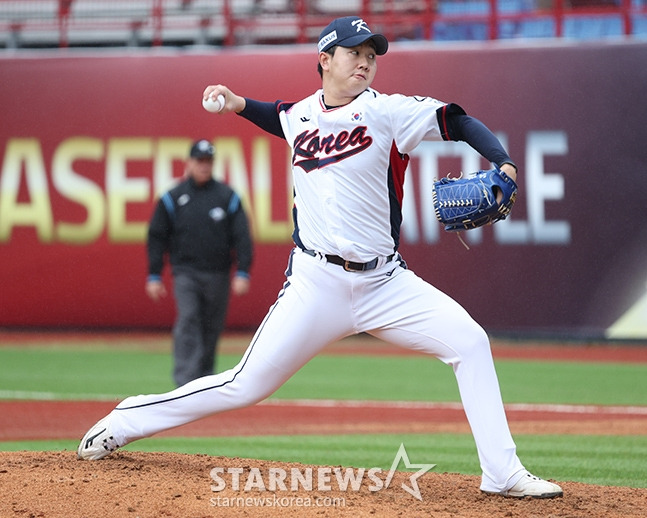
[238,98,515,169]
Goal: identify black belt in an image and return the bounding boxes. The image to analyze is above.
[304,249,395,272]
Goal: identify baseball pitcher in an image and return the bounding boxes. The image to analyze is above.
[78,15,562,500]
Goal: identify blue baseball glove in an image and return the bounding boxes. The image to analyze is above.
[432,168,518,232]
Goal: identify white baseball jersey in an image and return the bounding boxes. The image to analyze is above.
[279,88,446,263]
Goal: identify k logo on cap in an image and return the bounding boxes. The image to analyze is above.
[317,16,388,55]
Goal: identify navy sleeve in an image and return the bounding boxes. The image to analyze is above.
[238,98,285,139]
[437,103,517,170]
[146,197,172,278]
[227,192,254,275]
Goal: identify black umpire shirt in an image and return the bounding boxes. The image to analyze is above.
[147,177,253,279]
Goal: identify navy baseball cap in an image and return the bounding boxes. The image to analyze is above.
[317,16,388,55]
[189,139,214,159]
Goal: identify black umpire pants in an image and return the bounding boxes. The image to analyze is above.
[172,269,231,387]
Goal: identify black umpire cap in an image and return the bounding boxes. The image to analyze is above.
[317,16,388,55]
[190,139,215,160]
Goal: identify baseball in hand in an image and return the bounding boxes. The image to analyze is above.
[202,93,225,113]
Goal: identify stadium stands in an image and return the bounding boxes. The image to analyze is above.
[0,0,645,49]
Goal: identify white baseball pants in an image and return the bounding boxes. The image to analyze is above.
[110,248,525,492]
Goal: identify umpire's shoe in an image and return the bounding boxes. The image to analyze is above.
[77,414,122,460]
[483,470,563,499]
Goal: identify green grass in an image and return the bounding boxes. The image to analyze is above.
[0,346,178,398]
[1,337,646,489]
[3,434,646,488]
[1,346,646,405]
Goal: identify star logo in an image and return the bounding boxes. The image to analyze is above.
[383,443,436,501]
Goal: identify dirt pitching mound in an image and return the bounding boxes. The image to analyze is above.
[2,451,646,518]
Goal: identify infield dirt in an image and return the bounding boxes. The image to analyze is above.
[2,450,647,518]
[1,339,646,517]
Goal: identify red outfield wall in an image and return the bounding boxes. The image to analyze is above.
[1,41,646,338]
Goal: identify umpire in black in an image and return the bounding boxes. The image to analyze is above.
[146,139,253,386]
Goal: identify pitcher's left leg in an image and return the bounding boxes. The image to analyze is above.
[362,267,524,491]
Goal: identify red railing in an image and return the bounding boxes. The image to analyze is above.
[221,0,645,47]
[1,0,645,49]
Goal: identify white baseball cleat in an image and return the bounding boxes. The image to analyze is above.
[77,414,122,460]
[484,470,563,499]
